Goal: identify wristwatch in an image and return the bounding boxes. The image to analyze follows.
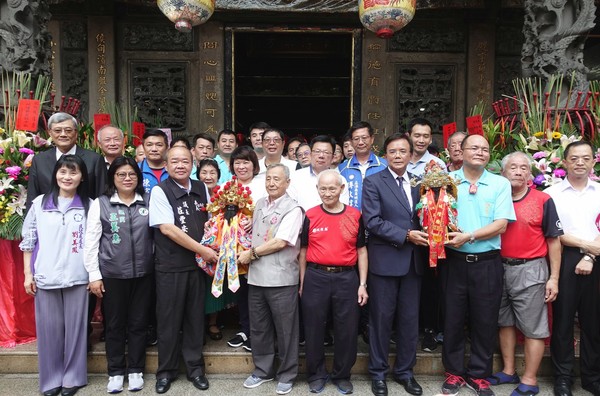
[359,283,367,289]
[583,255,593,262]
[468,233,475,244]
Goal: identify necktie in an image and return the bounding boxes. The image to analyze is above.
[397,176,411,212]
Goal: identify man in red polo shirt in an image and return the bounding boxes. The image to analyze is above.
[299,169,369,395]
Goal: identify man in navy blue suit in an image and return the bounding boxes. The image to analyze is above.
[362,133,428,396]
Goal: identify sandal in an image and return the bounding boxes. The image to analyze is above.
[487,371,520,385]
[208,324,222,341]
[511,383,539,396]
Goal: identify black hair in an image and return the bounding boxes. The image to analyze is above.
[564,140,593,159]
[285,136,305,152]
[142,128,168,145]
[309,135,336,153]
[42,154,90,214]
[248,121,271,134]
[342,132,353,143]
[348,121,373,137]
[105,156,145,197]
[229,146,260,176]
[407,118,433,134]
[262,128,285,141]
[217,129,237,141]
[197,158,221,181]
[383,133,413,153]
[192,133,215,148]
[169,136,191,149]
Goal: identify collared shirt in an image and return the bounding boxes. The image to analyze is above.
[215,155,233,184]
[287,166,349,211]
[258,156,299,175]
[449,168,516,253]
[386,167,413,208]
[56,145,77,160]
[407,151,447,177]
[263,194,303,246]
[338,151,388,210]
[149,179,210,227]
[84,192,145,281]
[546,178,600,241]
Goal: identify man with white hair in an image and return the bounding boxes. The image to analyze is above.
[487,152,562,396]
[299,169,368,394]
[97,125,125,168]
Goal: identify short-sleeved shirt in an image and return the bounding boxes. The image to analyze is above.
[546,178,600,241]
[301,204,365,266]
[407,151,447,177]
[449,168,516,253]
[149,179,210,227]
[501,188,563,259]
[287,166,350,211]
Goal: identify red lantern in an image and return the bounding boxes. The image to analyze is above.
[359,0,416,39]
[157,0,215,33]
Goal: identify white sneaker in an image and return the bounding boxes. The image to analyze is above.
[107,375,124,393]
[128,372,144,391]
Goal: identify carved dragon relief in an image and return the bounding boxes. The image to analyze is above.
[521,0,597,95]
[0,0,51,75]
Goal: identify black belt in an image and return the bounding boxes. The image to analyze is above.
[446,249,500,263]
[307,263,355,273]
[501,257,543,266]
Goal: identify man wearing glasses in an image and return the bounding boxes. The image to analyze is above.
[338,121,387,211]
[258,128,301,175]
[439,134,515,396]
[26,112,106,211]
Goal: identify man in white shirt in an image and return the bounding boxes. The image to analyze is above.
[406,118,446,177]
[288,135,349,211]
[545,140,600,396]
[258,128,300,174]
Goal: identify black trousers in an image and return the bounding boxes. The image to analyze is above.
[420,265,442,332]
[551,247,600,387]
[155,269,206,380]
[103,276,152,375]
[440,253,503,379]
[302,266,359,383]
[237,275,250,336]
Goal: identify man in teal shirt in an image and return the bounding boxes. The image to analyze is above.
[439,134,516,396]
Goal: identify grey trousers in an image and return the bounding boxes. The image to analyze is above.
[36,285,89,393]
[249,284,299,384]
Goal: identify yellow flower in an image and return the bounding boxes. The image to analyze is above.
[13,130,32,147]
[552,132,562,140]
[0,137,12,149]
[534,132,545,138]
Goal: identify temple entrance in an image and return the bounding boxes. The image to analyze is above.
[230,30,357,141]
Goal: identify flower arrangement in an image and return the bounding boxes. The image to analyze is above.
[1,72,53,240]
[196,176,254,298]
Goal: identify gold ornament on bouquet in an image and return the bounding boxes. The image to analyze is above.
[415,161,459,267]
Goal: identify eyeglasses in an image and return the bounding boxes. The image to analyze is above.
[312,149,332,156]
[297,150,311,158]
[464,146,490,154]
[115,172,138,180]
[352,136,370,143]
[51,127,76,134]
[263,138,282,144]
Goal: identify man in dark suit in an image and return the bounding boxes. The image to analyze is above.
[26,112,106,211]
[361,133,428,396]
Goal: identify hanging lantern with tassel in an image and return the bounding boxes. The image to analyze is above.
[359,0,416,39]
[157,0,216,33]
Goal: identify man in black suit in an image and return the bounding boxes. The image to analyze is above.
[26,112,106,211]
[361,133,428,396]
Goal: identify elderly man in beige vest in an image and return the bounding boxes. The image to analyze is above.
[237,164,304,395]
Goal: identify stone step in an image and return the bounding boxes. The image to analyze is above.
[0,327,574,376]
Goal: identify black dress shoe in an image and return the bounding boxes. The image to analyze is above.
[583,381,600,396]
[371,379,388,396]
[155,378,174,394]
[43,387,61,396]
[554,378,572,396]
[60,387,79,396]
[395,376,423,396]
[190,375,209,391]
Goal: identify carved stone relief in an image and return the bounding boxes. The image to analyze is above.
[130,62,186,130]
[60,20,88,118]
[388,22,467,53]
[60,20,86,49]
[118,23,193,51]
[495,57,522,99]
[0,0,52,75]
[521,0,597,95]
[396,64,455,133]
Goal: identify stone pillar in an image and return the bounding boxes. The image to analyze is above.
[87,16,116,117]
[197,21,225,137]
[466,23,495,113]
[0,0,51,76]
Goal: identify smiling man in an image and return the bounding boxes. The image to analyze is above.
[248,121,270,160]
[26,112,105,212]
[258,128,300,175]
[406,118,446,177]
[97,125,125,168]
